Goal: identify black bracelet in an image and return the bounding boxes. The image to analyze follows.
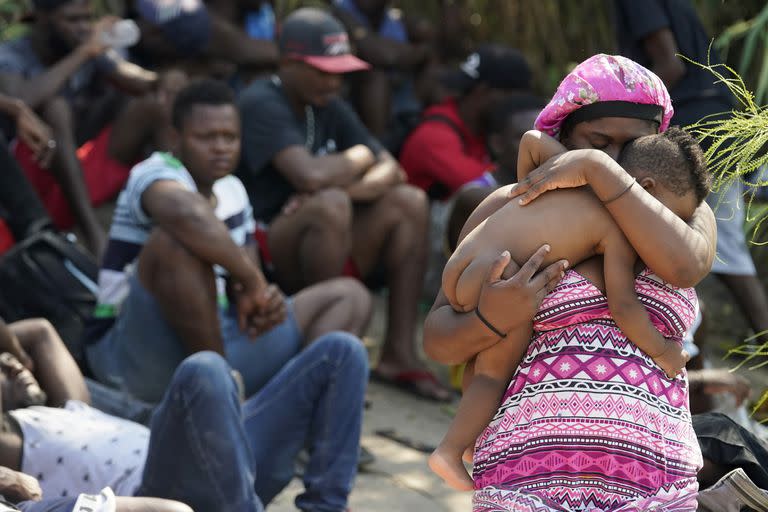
[601,178,636,205]
[475,308,506,338]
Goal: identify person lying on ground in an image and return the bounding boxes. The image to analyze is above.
[0,317,367,511]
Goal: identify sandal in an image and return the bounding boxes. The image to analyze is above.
[371,369,454,403]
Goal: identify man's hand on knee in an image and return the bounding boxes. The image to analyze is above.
[235,282,287,338]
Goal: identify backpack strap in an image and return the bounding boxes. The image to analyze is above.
[421,113,469,151]
[418,114,472,200]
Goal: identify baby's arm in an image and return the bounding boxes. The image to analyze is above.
[603,233,688,378]
[517,130,568,182]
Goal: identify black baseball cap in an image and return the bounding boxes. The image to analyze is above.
[279,7,370,74]
[442,44,532,92]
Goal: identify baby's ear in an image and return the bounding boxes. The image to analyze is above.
[638,176,656,192]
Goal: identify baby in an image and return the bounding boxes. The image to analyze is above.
[429,127,710,490]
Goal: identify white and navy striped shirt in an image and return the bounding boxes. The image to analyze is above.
[86,152,255,340]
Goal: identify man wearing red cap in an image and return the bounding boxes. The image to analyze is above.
[236,7,451,401]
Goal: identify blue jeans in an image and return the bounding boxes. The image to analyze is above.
[86,274,303,402]
[138,334,367,511]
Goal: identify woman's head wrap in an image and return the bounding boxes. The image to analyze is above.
[534,54,674,136]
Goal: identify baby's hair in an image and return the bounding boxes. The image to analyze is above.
[619,126,710,204]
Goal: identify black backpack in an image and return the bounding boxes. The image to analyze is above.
[0,231,98,367]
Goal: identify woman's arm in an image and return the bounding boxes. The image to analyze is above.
[510,150,716,287]
[424,186,567,364]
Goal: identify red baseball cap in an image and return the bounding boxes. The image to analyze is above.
[279,7,370,74]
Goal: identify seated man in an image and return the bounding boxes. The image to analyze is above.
[0,0,159,256]
[445,93,545,253]
[399,44,533,201]
[84,79,371,407]
[237,8,449,401]
[129,0,278,74]
[329,0,434,137]
[0,317,367,511]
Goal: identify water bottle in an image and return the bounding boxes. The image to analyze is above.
[101,19,141,49]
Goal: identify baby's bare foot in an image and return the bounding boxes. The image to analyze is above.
[429,448,474,491]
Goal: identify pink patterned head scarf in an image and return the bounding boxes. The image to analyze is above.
[534,54,673,137]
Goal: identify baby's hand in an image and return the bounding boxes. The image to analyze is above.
[653,342,690,379]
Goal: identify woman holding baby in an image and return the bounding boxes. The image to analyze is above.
[424,54,716,510]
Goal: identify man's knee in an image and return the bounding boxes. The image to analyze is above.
[312,331,369,377]
[384,184,429,221]
[303,188,353,231]
[171,351,234,394]
[325,277,372,311]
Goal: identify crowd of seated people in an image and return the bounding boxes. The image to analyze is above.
[0,1,764,511]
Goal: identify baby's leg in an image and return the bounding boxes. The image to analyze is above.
[442,250,474,311]
[443,254,497,312]
[429,375,506,490]
[429,332,530,490]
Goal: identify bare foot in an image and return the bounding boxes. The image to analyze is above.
[429,447,474,491]
[372,363,454,402]
[462,447,473,464]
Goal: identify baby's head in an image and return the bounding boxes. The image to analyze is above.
[618,127,710,221]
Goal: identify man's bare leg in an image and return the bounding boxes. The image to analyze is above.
[40,96,105,256]
[137,228,223,355]
[351,184,451,401]
[716,273,768,342]
[268,188,353,294]
[291,277,373,342]
[350,69,392,138]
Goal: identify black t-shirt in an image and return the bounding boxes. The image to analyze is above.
[614,0,733,114]
[235,77,383,222]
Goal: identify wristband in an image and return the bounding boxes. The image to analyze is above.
[475,307,506,338]
[602,178,636,205]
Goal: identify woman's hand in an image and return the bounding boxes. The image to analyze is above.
[509,149,618,205]
[477,246,568,335]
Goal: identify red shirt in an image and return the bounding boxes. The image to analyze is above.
[399,97,493,198]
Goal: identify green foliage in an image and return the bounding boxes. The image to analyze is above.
[685,61,768,409]
[715,3,768,106]
[0,0,29,41]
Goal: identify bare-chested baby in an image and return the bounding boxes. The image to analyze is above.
[429,127,711,490]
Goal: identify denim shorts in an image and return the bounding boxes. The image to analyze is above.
[86,273,302,402]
